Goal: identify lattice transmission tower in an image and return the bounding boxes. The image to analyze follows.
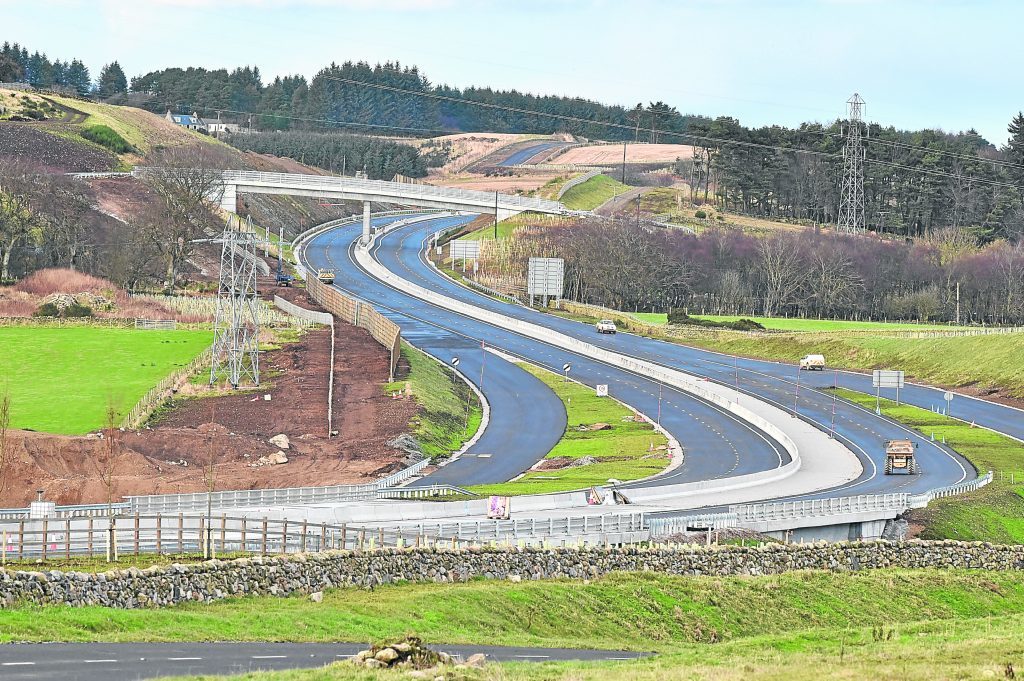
[837,93,866,233]
[210,215,261,388]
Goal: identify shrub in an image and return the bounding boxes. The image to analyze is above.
[63,303,93,317]
[80,124,135,154]
[694,210,707,219]
[666,309,766,331]
[33,302,61,317]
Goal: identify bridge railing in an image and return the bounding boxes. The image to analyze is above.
[213,169,566,213]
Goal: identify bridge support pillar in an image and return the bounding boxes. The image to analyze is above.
[360,201,371,246]
[219,183,237,212]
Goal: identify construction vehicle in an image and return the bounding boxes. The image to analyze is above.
[799,354,826,371]
[884,439,917,475]
[316,268,335,285]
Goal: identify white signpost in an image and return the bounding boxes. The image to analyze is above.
[872,369,906,410]
[944,390,954,418]
[527,257,564,307]
[562,362,571,383]
[596,384,608,397]
[449,240,480,272]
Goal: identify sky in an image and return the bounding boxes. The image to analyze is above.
[2,0,1021,145]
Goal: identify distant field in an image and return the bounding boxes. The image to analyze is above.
[632,312,962,332]
[0,326,211,434]
[468,362,668,496]
[555,143,695,165]
[560,174,631,211]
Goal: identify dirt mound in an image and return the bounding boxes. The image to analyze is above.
[2,320,421,507]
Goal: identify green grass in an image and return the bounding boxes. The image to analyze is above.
[633,313,963,333]
[6,569,1024,650]
[170,613,1024,680]
[467,363,669,496]
[458,220,517,241]
[835,389,1024,543]
[80,124,135,153]
[0,326,212,434]
[559,175,631,211]
[386,343,482,461]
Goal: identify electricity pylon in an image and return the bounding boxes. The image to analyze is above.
[837,93,866,233]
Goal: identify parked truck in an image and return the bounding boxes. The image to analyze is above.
[316,268,335,285]
[799,354,826,371]
[884,439,917,475]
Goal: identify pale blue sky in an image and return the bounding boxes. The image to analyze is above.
[2,0,1020,145]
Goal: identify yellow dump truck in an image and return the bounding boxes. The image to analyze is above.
[884,439,917,475]
[316,268,335,285]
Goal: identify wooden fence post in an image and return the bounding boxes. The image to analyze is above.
[281,519,288,554]
[65,518,71,559]
[300,520,308,553]
[88,517,94,558]
[41,518,48,561]
[261,518,268,556]
[178,513,184,554]
[133,513,140,556]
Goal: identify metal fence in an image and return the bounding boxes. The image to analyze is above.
[121,348,213,429]
[556,169,603,199]
[135,318,177,330]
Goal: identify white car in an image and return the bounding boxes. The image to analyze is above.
[596,319,617,334]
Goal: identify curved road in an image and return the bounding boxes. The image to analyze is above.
[304,214,790,488]
[350,216,981,500]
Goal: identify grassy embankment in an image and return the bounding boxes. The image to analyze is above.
[631,312,963,333]
[562,308,1024,399]
[6,571,1024,680]
[640,186,808,235]
[385,343,482,461]
[0,326,212,434]
[559,174,631,211]
[835,389,1024,543]
[467,362,669,496]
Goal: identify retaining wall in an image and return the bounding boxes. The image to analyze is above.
[2,542,1022,609]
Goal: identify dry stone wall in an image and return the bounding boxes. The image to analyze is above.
[2,541,1023,609]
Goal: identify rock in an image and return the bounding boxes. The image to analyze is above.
[309,591,323,603]
[269,433,290,449]
[375,647,400,663]
[589,422,612,431]
[465,653,487,668]
[269,451,289,465]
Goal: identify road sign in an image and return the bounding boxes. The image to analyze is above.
[944,391,954,401]
[450,357,460,367]
[872,370,905,388]
[596,384,608,397]
[449,240,480,261]
[527,257,564,305]
[563,363,571,372]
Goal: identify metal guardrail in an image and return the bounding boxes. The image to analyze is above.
[376,484,475,499]
[0,460,431,520]
[556,169,603,199]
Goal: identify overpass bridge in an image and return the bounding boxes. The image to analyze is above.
[132,168,568,244]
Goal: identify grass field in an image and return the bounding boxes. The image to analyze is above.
[836,389,1024,543]
[559,174,631,211]
[386,343,482,461]
[632,312,963,333]
[0,326,212,434]
[7,570,1024,680]
[467,362,669,496]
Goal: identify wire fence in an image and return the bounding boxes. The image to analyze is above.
[120,348,213,429]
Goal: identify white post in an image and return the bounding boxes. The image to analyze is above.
[361,201,371,246]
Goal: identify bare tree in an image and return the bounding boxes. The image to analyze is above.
[96,401,121,517]
[0,159,43,281]
[758,235,807,317]
[0,392,11,503]
[139,147,224,290]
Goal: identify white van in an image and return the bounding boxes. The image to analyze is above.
[799,354,826,371]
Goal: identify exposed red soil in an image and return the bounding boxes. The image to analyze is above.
[2,312,420,507]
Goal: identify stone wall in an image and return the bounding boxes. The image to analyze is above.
[2,541,1023,609]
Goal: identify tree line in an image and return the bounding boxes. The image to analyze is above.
[0,42,126,98]
[225,130,440,179]
[496,218,1024,325]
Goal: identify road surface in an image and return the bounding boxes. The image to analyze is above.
[0,642,650,680]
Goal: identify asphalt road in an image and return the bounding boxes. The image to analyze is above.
[363,217,980,499]
[498,141,564,166]
[0,642,649,680]
[304,215,789,487]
